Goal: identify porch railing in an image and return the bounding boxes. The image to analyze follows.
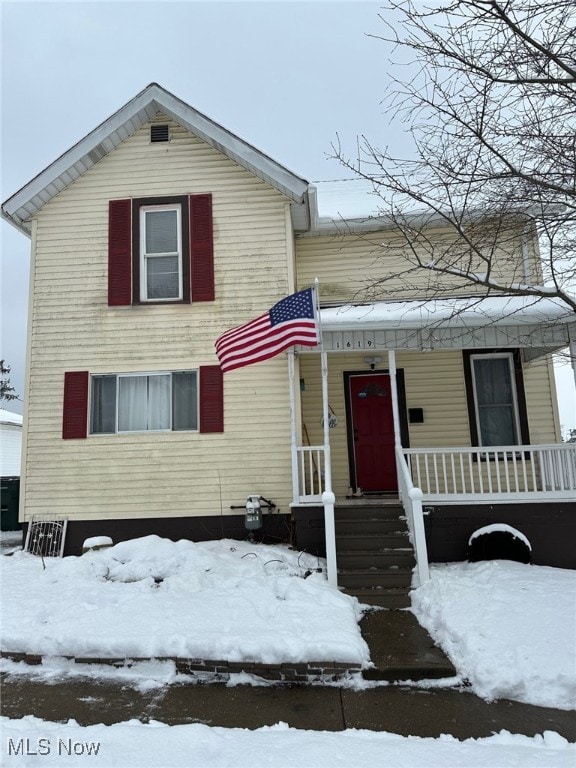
[296,445,326,503]
[402,444,576,501]
[395,446,430,585]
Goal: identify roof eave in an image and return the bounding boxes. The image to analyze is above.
[300,204,564,238]
[2,83,311,235]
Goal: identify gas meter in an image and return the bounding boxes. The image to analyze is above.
[245,494,263,530]
[230,494,276,532]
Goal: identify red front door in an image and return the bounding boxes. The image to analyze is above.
[349,373,397,492]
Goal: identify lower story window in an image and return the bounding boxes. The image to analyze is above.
[90,371,197,434]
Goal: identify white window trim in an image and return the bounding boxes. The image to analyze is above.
[139,204,183,302]
[470,352,522,447]
[90,370,198,435]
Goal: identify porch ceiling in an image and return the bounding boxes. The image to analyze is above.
[302,296,575,354]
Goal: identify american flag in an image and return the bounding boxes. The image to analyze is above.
[215,288,319,373]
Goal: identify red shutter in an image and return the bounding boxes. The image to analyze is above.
[199,365,223,433]
[190,194,214,302]
[108,199,132,306]
[62,371,89,439]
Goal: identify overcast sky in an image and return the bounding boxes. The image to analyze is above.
[1,1,574,432]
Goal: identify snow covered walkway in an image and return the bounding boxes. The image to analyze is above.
[1,535,575,710]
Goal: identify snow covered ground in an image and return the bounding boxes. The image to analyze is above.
[0,535,369,665]
[1,717,574,768]
[2,535,575,766]
[411,560,576,711]
[1,535,575,710]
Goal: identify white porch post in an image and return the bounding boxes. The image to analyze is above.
[321,346,337,587]
[388,349,402,450]
[288,349,299,505]
[571,341,576,392]
[315,279,337,587]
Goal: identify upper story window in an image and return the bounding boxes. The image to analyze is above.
[140,204,183,301]
[108,193,214,307]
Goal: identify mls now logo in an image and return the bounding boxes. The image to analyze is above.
[7,739,51,756]
[7,737,101,756]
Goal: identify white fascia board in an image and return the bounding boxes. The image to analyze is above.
[320,296,576,332]
[2,83,310,236]
[155,89,309,204]
[299,204,565,238]
[299,212,459,237]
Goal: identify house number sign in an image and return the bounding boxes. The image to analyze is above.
[329,331,377,350]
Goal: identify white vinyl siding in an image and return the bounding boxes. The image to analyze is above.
[295,227,532,305]
[523,355,561,444]
[0,421,22,477]
[22,114,295,521]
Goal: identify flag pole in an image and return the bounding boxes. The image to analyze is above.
[288,349,299,505]
[314,277,337,587]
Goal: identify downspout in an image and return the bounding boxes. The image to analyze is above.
[521,224,533,285]
[19,218,37,527]
[286,203,300,504]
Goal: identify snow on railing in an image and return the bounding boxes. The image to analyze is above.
[396,446,429,585]
[402,444,576,499]
[296,445,325,503]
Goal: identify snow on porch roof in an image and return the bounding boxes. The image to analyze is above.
[319,295,576,332]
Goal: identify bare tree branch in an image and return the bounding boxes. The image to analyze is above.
[331,0,576,317]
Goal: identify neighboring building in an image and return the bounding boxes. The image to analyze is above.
[2,85,575,599]
[0,409,23,530]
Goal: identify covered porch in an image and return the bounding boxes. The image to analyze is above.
[289,296,576,586]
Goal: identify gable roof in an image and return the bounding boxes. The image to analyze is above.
[1,83,311,236]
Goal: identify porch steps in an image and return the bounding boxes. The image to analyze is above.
[337,549,415,569]
[335,503,414,609]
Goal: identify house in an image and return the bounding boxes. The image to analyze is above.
[2,84,575,605]
[0,409,23,531]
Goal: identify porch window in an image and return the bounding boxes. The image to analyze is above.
[468,353,522,446]
[90,371,198,434]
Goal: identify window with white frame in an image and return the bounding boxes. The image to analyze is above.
[140,204,183,301]
[469,353,521,446]
[90,371,197,434]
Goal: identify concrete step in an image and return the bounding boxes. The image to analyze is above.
[341,587,412,609]
[336,518,409,535]
[336,532,410,551]
[338,569,413,589]
[337,549,416,569]
[335,504,404,520]
[360,609,457,681]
